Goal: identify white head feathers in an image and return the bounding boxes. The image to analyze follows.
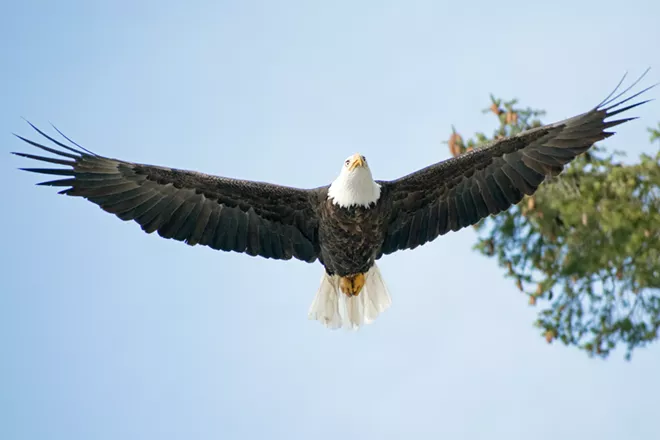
[328,153,381,208]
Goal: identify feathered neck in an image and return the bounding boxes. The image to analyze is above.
[328,168,381,208]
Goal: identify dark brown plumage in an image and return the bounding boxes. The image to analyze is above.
[12,72,654,283]
[376,73,655,257]
[318,199,390,276]
[14,122,324,263]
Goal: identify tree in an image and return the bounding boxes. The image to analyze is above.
[448,99,660,360]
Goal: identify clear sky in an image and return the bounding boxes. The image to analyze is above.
[1,1,659,439]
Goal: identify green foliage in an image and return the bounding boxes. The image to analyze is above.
[649,122,660,143]
[449,99,660,360]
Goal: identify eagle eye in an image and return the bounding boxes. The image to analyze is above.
[345,159,350,166]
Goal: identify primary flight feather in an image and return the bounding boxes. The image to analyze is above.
[13,72,654,329]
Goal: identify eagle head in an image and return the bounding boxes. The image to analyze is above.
[328,153,381,208]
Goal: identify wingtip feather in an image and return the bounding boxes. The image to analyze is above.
[49,122,97,156]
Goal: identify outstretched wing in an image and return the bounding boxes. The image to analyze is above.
[13,123,323,262]
[378,71,655,256]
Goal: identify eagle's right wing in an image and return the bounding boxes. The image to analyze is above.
[13,123,323,262]
[378,71,655,257]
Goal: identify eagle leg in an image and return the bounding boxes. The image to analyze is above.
[339,273,366,297]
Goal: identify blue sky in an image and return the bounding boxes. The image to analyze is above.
[1,1,659,439]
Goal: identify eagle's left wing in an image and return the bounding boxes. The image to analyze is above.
[12,123,324,262]
[377,73,655,257]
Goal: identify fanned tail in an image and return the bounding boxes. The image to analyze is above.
[308,263,392,330]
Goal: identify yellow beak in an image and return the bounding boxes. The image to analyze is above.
[348,153,366,171]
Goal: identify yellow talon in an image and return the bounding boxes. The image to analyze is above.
[339,273,366,297]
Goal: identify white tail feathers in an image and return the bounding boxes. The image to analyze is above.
[308,264,392,330]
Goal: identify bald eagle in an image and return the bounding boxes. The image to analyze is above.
[13,73,654,330]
